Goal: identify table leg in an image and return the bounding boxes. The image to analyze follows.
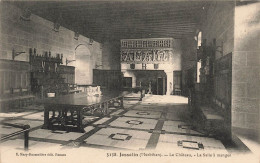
[52,110,55,118]
[42,107,49,129]
[61,110,68,130]
[120,97,124,108]
[104,101,108,115]
[77,110,84,133]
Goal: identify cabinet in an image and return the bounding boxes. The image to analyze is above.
[29,48,75,98]
[93,69,122,90]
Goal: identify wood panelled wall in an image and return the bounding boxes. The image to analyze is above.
[0,59,30,95]
[93,69,122,90]
[213,52,232,140]
[59,65,75,84]
[0,59,35,112]
[214,53,232,106]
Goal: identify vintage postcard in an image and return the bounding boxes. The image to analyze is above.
[0,0,259,163]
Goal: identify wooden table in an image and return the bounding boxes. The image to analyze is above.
[42,91,130,132]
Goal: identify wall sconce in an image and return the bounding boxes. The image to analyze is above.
[215,43,223,56]
[74,32,79,40]
[12,49,25,60]
[53,22,60,32]
[95,64,103,68]
[89,38,94,45]
[20,8,31,21]
[66,58,76,66]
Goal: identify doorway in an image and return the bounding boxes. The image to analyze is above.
[173,71,182,94]
[157,77,166,95]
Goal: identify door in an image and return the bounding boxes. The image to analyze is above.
[173,71,182,90]
[157,77,166,95]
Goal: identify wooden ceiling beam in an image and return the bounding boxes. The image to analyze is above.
[79,26,197,31]
[56,5,203,14]
[79,23,198,29]
[29,1,204,11]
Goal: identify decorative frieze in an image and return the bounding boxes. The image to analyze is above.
[121,38,173,49]
[120,49,173,64]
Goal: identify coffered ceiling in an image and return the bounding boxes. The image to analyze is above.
[12,1,210,42]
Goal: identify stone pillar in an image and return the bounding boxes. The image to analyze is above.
[165,71,173,95]
[132,75,136,88]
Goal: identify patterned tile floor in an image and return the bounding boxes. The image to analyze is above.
[85,128,151,150]
[1,95,228,153]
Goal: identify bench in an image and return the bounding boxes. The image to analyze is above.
[0,88,35,112]
[200,97,230,139]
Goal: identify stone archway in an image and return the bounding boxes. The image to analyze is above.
[74,44,93,84]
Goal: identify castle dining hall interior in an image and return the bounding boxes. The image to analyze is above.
[0,1,259,161]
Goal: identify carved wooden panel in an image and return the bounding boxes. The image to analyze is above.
[120,38,174,65]
[214,52,232,105]
[29,48,74,97]
[121,38,173,49]
[121,49,173,64]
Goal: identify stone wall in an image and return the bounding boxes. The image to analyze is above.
[0,2,102,84]
[232,2,260,139]
[201,1,234,59]
[201,1,260,140]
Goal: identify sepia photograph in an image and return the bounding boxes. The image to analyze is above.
[0,0,259,163]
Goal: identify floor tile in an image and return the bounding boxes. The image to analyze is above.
[29,129,55,139]
[92,117,111,125]
[84,126,95,132]
[158,134,226,149]
[3,119,43,128]
[133,105,165,112]
[0,124,22,135]
[0,111,38,118]
[156,141,228,153]
[114,117,158,124]
[109,117,157,130]
[85,128,150,150]
[93,128,151,140]
[21,112,44,120]
[110,109,124,115]
[49,131,85,141]
[166,112,182,120]
[124,110,161,119]
[162,121,203,135]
